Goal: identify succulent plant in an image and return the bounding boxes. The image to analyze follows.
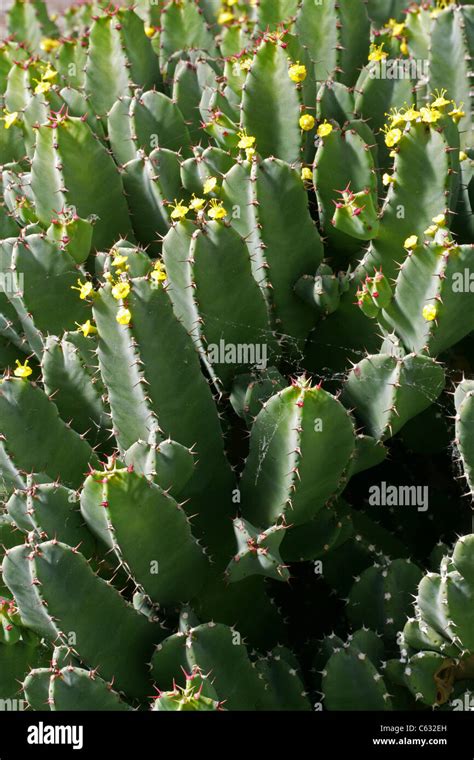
[0,0,472,713]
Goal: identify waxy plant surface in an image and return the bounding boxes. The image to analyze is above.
[0,0,473,712]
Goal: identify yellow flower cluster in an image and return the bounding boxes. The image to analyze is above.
[232,56,253,75]
[108,252,133,324]
[40,38,60,53]
[113,259,169,325]
[383,18,409,55]
[430,0,455,18]
[151,261,167,284]
[33,63,58,95]
[169,194,227,223]
[71,250,140,327]
[386,18,406,38]
[402,215,459,324]
[424,213,447,237]
[111,253,129,272]
[237,130,257,160]
[168,168,236,223]
[217,0,248,26]
[382,91,465,149]
[299,115,333,138]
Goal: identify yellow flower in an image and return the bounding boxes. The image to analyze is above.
[111,254,129,268]
[299,114,315,132]
[116,307,132,326]
[422,304,438,322]
[368,43,388,62]
[431,0,455,16]
[421,106,442,124]
[402,107,420,122]
[245,147,256,160]
[111,281,131,300]
[34,80,52,95]
[239,58,252,72]
[71,279,93,300]
[382,173,396,186]
[386,108,405,128]
[390,21,406,37]
[424,225,438,237]
[144,26,156,38]
[170,200,190,221]
[40,64,57,82]
[384,128,402,147]
[237,130,256,150]
[431,89,451,109]
[288,62,307,83]
[387,18,406,34]
[203,177,218,194]
[400,39,408,55]
[151,261,167,283]
[208,200,227,220]
[40,38,60,53]
[449,104,465,123]
[404,235,418,249]
[301,167,313,181]
[14,359,32,379]
[190,195,205,211]
[3,110,19,129]
[76,319,97,337]
[317,120,333,138]
[218,11,235,24]
[432,214,446,227]
[459,151,468,162]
